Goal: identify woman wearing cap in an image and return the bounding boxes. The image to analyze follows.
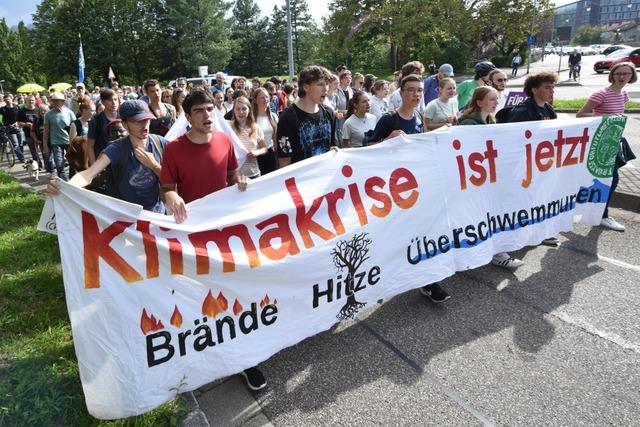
[457,61,496,110]
[576,62,637,232]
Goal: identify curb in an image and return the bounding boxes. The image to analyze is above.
[180,392,210,427]
[554,109,640,113]
[611,190,640,213]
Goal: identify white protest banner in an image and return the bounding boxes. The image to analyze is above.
[40,116,625,419]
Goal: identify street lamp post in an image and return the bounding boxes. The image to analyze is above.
[0,80,4,95]
[526,5,537,74]
[286,0,295,81]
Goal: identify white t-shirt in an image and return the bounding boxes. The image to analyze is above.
[342,113,377,147]
[425,98,459,123]
[370,96,389,121]
[256,113,277,149]
[496,91,508,111]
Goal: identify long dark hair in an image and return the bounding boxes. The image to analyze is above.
[346,91,369,119]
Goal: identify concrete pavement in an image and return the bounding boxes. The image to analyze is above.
[191,209,640,426]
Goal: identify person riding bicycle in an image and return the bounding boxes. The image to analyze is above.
[568,49,582,81]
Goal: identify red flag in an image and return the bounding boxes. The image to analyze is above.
[108,66,116,80]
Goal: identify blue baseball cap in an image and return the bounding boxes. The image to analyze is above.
[439,64,454,77]
[118,100,155,122]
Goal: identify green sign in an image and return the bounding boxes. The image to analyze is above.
[587,115,627,178]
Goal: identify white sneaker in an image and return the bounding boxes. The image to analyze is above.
[491,253,525,269]
[600,217,625,232]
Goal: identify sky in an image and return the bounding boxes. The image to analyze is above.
[1,0,577,28]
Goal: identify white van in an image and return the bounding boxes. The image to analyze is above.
[168,74,239,89]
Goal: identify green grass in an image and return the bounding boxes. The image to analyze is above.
[553,99,640,110]
[0,172,187,426]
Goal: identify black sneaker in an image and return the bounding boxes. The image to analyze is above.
[241,366,266,391]
[419,283,451,303]
[541,237,560,247]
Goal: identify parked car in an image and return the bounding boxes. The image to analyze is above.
[601,45,632,56]
[579,46,597,55]
[593,48,640,73]
[590,44,611,54]
[168,74,240,89]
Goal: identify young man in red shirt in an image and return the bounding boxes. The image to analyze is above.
[161,89,247,221]
[160,90,268,390]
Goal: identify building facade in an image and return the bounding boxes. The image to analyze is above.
[553,0,640,41]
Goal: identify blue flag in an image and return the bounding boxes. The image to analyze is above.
[78,36,85,84]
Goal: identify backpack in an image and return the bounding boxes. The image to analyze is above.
[495,107,512,124]
[389,110,423,134]
[88,135,164,197]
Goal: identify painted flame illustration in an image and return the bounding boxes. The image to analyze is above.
[217,292,228,311]
[170,305,183,328]
[202,290,224,318]
[140,308,164,335]
[233,298,243,316]
[260,294,271,308]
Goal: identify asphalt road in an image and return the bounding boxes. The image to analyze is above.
[506,52,640,101]
[196,207,640,426]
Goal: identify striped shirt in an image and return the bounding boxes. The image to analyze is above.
[589,87,629,115]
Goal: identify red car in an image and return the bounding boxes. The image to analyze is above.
[594,48,640,73]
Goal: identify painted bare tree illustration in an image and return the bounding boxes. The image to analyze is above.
[331,232,372,320]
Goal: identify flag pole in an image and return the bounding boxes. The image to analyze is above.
[78,34,85,84]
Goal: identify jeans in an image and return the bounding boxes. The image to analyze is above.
[24,135,42,167]
[7,132,25,162]
[51,144,69,181]
[602,165,619,219]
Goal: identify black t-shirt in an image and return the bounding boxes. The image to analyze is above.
[17,107,38,134]
[88,112,116,158]
[370,110,424,143]
[276,104,337,163]
[0,106,18,126]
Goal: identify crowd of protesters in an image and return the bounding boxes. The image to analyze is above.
[5,58,632,393]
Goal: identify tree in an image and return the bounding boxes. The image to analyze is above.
[228,0,268,76]
[331,232,372,320]
[160,0,234,80]
[264,6,288,75]
[572,25,602,45]
[474,0,554,58]
[288,0,321,72]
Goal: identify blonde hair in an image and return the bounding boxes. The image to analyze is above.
[231,96,258,138]
[609,62,637,84]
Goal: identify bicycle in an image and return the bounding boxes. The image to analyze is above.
[0,126,16,169]
[569,63,581,82]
